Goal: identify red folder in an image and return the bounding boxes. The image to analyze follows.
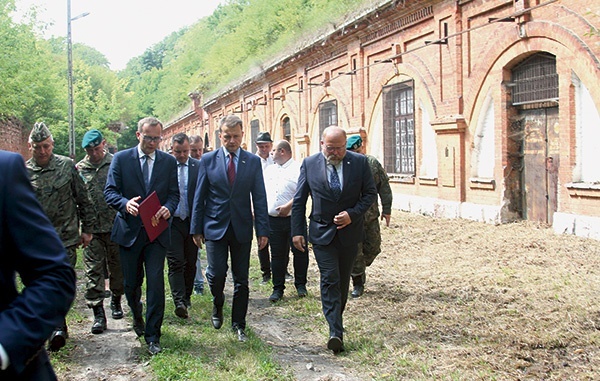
[138,191,169,242]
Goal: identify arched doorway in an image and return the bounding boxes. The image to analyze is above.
[507,53,559,224]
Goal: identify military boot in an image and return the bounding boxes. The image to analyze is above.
[110,294,124,320]
[351,273,365,298]
[91,305,107,334]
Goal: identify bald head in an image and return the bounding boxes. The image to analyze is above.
[272,139,292,165]
[321,126,347,165]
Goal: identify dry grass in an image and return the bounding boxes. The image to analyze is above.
[334,213,600,380]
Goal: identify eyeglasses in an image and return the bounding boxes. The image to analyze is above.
[142,135,162,143]
[324,145,345,153]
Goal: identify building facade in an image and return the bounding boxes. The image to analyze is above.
[164,0,600,238]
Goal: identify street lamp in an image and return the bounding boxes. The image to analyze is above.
[67,0,89,158]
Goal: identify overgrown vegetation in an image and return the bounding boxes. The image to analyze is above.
[6,0,380,159]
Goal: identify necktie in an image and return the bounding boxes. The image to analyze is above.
[330,164,341,200]
[142,155,150,190]
[176,163,188,219]
[227,152,236,186]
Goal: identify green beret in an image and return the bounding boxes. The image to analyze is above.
[346,135,362,150]
[82,129,104,148]
[29,122,52,143]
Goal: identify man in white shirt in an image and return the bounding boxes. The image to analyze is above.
[255,131,274,283]
[263,140,308,302]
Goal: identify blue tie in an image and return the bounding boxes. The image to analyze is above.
[142,155,150,191]
[330,165,341,200]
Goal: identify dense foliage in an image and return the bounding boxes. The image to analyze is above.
[5,0,373,158]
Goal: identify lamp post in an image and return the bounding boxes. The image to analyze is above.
[67,0,89,158]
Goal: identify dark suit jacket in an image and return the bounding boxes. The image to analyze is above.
[190,148,269,243]
[0,151,76,376]
[104,147,179,248]
[291,150,377,247]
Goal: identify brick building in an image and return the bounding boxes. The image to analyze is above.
[164,0,600,238]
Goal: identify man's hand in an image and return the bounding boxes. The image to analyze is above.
[193,234,205,248]
[276,203,291,217]
[126,196,142,216]
[292,235,306,252]
[333,211,352,230]
[152,206,171,226]
[257,236,269,250]
[381,214,391,227]
[80,233,93,248]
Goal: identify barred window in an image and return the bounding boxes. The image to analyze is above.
[250,119,260,154]
[383,80,415,175]
[511,53,558,106]
[319,100,337,138]
[282,116,291,141]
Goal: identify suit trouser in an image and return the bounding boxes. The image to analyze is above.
[119,230,166,344]
[205,224,251,329]
[166,217,198,306]
[269,216,308,293]
[312,234,358,339]
[84,232,124,307]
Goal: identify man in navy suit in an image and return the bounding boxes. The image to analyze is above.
[166,133,200,319]
[104,117,179,355]
[191,115,269,342]
[292,126,377,353]
[0,150,76,379]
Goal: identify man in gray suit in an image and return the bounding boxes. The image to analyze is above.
[292,126,377,353]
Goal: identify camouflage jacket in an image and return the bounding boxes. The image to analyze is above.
[77,152,116,233]
[26,153,96,247]
[365,154,393,222]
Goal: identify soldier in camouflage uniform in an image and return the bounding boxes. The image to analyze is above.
[77,129,125,335]
[25,122,96,352]
[346,135,393,298]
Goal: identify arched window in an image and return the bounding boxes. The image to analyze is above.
[471,93,495,179]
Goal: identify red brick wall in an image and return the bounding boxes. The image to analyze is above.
[0,118,29,158]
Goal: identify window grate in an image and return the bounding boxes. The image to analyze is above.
[511,53,558,106]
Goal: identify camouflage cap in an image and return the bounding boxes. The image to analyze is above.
[29,122,52,143]
[346,134,362,151]
[82,129,104,148]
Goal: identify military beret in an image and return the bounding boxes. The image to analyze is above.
[82,129,104,148]
[255,131,273,143]
[29,122,52,143]
[346,135,362,150]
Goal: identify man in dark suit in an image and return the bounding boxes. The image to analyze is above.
[104,117,179,355]
[191,115,269,342]
[166,133,200,319]
[292,126,377,353]
[0,150,76,380]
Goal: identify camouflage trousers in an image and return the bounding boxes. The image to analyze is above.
[66,245,78,268]
[84,232,124,307]
[351,219,382,277]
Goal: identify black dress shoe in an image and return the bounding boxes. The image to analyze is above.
[133,317,145,337]
[351,284,364,298]
[268,291,283,303]
[327,336,345,354]
[175,303,188,319]
[211,305,223,329]
[48,329,67,352]
[235,327,247,342]
[296,285,308,298]
[148,342,161,355]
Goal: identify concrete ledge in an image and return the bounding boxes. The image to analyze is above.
[553,212,600,240]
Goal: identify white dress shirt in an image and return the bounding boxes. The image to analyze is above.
[137,146,155,183]
[263,158,300,217]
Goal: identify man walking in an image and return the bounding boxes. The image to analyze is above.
[166,133,200,319]
[104,117,179,355]
[191,115,269,342]
[254,131,274,284]
[77,129,125,334]
[345,135,392,297]
[292,126,376,353]
[189,134,205,296]
[26,122,96,352]
[263,140,308,302]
